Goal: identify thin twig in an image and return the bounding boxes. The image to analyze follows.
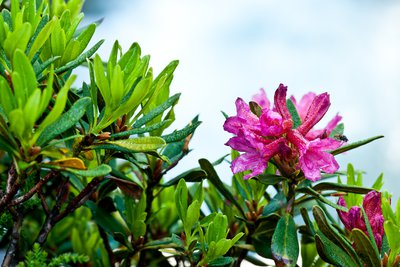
[0,165,20,214]
[2,207,22,267]
[10,171,57,206]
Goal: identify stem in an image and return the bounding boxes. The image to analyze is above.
[0,165,20,214]
[2,208,22,267]
[98,225,115,266]
[10,171,57,206]
[233,234,253,267]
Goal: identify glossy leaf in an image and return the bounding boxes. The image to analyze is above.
[286,98,301,129]
[92,136,166,153]
[330,135,384,155]
[312,182,373,194]
[47,158,86,170]
[36,97,91,146]
[133,93,181,128]
[161,120,201,143]
[271,214,299,267]
[199,158,245,217]
[315,233,360,267]
[43,163,111,177]
[351,228,381,267]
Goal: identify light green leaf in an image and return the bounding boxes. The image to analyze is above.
[28,16,57,59]
[92,136,166,153]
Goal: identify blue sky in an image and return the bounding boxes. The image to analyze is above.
[83,0,400,198]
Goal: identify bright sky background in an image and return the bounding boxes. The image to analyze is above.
[83,0,400,199]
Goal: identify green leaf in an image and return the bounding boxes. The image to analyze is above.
[271,214,299,267]
[315,233,360,267]
[110,120,172,138]
[28,17,57,59]
[331,135,384,155]
[263,191,287,215]
[185,200,200,236]
[371,173,384,191]
[286,99,301,129]
[132,93,181,128]
[252,214,280,258]
[351,229,381,267]
[208,257,234,267]
[312,182,373,194]
[36,97,91,146]
[312,205,361,266]
[37,75,76,133]
[253,174,285,185]
[13,49,37,98]
[92,136,166,153]
[199,158,246,217]
[329,122,344,138]
[54,39,104,74]
[86,201,128,237]
[161,121,201,143]
[175,179,188,222]
[43,163,112,177]
[4,22,32,59]
[162,169,207,187]
[297,186,348,212]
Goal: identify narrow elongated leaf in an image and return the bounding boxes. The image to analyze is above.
[331,135,384,155]
[54,39,104,74]
[36,97,91,146]
[13,49,37,97]
[47,158,86,170]
[110,120,172,138]
[43,163,111,177]
[208,257,234,266]
[313,182,373,194]
[28,16,57,59]
[162,121,201,143]
[271,214,299,267]
[315,233,360,267]
[4,22,32,58]
[92,136,166,153]
[199,158,245,217]
[254,174,285,185]
[297,186,348,212]
[133,93,180,128]
[161,169,206,187]
[286,99,301,129]
[312,206,361,266]
[352,229,381,267]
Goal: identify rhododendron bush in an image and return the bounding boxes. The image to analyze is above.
[0,1,398,267]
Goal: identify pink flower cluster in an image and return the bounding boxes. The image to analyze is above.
[223,84,344,181]
[337,191,385,250]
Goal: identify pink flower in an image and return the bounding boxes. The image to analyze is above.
[337,191,385,250]
[224,84,343,181]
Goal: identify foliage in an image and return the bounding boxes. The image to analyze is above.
[0,1,398,267]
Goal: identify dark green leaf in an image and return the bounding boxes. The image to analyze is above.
[315,233,360,267]
[110,120,172,138]
[360,207,380,259]
[312,206,361,266]
[297,186,348,212]
[312,182,373,194]
[86,201,128,238]
[162,121,201,143]
[161,169,206,187]
[208,257,234,266]
[351,229,381,267]
[286,99,301,129]
[132,93,180,128]
[249,101,262,117]
[271,214,299,267]
[330,135,384,155]
[199,158,245,217]
[263,191,287,215]
[36,97,91,146]
[252,214,280,258]
[253,174,285,185]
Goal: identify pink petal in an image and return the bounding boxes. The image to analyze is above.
[231,152,267,179]
[260,110,285,136]
[274,84,293,124]
[252,88,271,110]
[291,92,317,121]
[297,93,331,135]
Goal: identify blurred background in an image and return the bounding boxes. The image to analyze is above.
[82,0,400,199]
